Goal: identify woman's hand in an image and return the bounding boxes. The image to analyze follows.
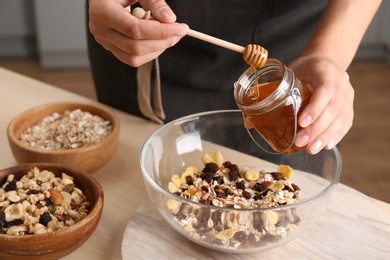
[290,57,354,154]
[88,0,188,67]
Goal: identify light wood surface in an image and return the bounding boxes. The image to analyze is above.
[1,67,390,259]
[1,58,388,203]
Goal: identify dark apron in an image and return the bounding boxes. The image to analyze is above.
[87,0,328,123]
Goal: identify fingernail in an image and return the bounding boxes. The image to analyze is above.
[295,133,309,147]
[158,7,175,19]
[310,139,323,154]
[326,138,337,149]
[300,115,312,127]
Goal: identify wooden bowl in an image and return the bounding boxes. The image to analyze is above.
[0,163,104,260]
[7,102,120,174]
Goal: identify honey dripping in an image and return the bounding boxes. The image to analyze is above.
[241,78,312,154]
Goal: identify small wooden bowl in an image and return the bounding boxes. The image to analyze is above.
[0,163,104,260]
[7,102,120,174]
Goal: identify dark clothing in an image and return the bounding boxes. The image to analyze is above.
[86,0,328,123]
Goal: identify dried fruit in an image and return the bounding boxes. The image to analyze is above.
[201,151,223,167]
[245,169,260,181]
[214,228,234,241]
[277,165,293,179]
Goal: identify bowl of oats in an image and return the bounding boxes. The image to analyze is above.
[7,101,120,174]
[0,163,104,259]
[140,110,342,253]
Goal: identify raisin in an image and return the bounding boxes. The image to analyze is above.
[228,169,239,181]
[39,212,51,226]
[44,198,51,206]
[236,180,246,190]
[0,217,5,228]
[202,162,219,173]
[4,180,16,192]
[242,190,252,199]
[224,188,231,197]
[271,172,286,180]
[291,183,300,191]
[254,194,263,200]
[27,189,39,195]
[185,175,193,185]
[201,186,209,192]
[233,231,247,242]
[223,161,232,168]
[261,181,272,188]
[253,182,266,192]
[205,172,214,183]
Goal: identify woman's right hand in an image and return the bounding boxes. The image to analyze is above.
[88,0,189,67]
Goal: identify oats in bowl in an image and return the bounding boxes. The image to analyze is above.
[166,151,301,249]
[20,109,113,150]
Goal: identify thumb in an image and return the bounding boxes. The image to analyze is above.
[139,0,176,23]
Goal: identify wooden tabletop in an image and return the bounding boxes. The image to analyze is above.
[1,67,390,259]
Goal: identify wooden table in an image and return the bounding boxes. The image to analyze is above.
[1,67,390,259]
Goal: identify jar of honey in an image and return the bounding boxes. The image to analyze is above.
[234,59,312,154]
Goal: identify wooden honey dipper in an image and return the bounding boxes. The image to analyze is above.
[132,7,268,68]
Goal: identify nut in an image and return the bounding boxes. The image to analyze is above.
[48,189,63,205]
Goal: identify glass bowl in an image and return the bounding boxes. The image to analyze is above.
[140,110,341,253]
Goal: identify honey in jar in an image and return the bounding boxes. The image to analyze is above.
[234,59,312,154]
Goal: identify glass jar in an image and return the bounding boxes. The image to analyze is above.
[234,59,312,154]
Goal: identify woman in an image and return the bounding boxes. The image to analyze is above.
[86,0,381,154]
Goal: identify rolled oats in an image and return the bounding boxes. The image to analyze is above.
[166,151,302,250]
[19,109,113,150]
[0,168,90,235]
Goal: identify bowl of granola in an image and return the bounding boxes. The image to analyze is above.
[140,110,342,253]
[0,163,104,259]
[7,101,120,174]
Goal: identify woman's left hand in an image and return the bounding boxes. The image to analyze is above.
[289,57,354,154]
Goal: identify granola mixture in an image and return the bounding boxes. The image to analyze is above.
[166,151,301,249]
[19,109,113,150]
[0,167,90,235]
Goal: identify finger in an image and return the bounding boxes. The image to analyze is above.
[305,87,354,154]
[99,42,164,67]
[94,4,187,41]
[96,27,183,56]
[298,79,335,128]
[138,0,176,23]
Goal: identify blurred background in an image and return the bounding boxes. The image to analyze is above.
[1,1,389,203]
